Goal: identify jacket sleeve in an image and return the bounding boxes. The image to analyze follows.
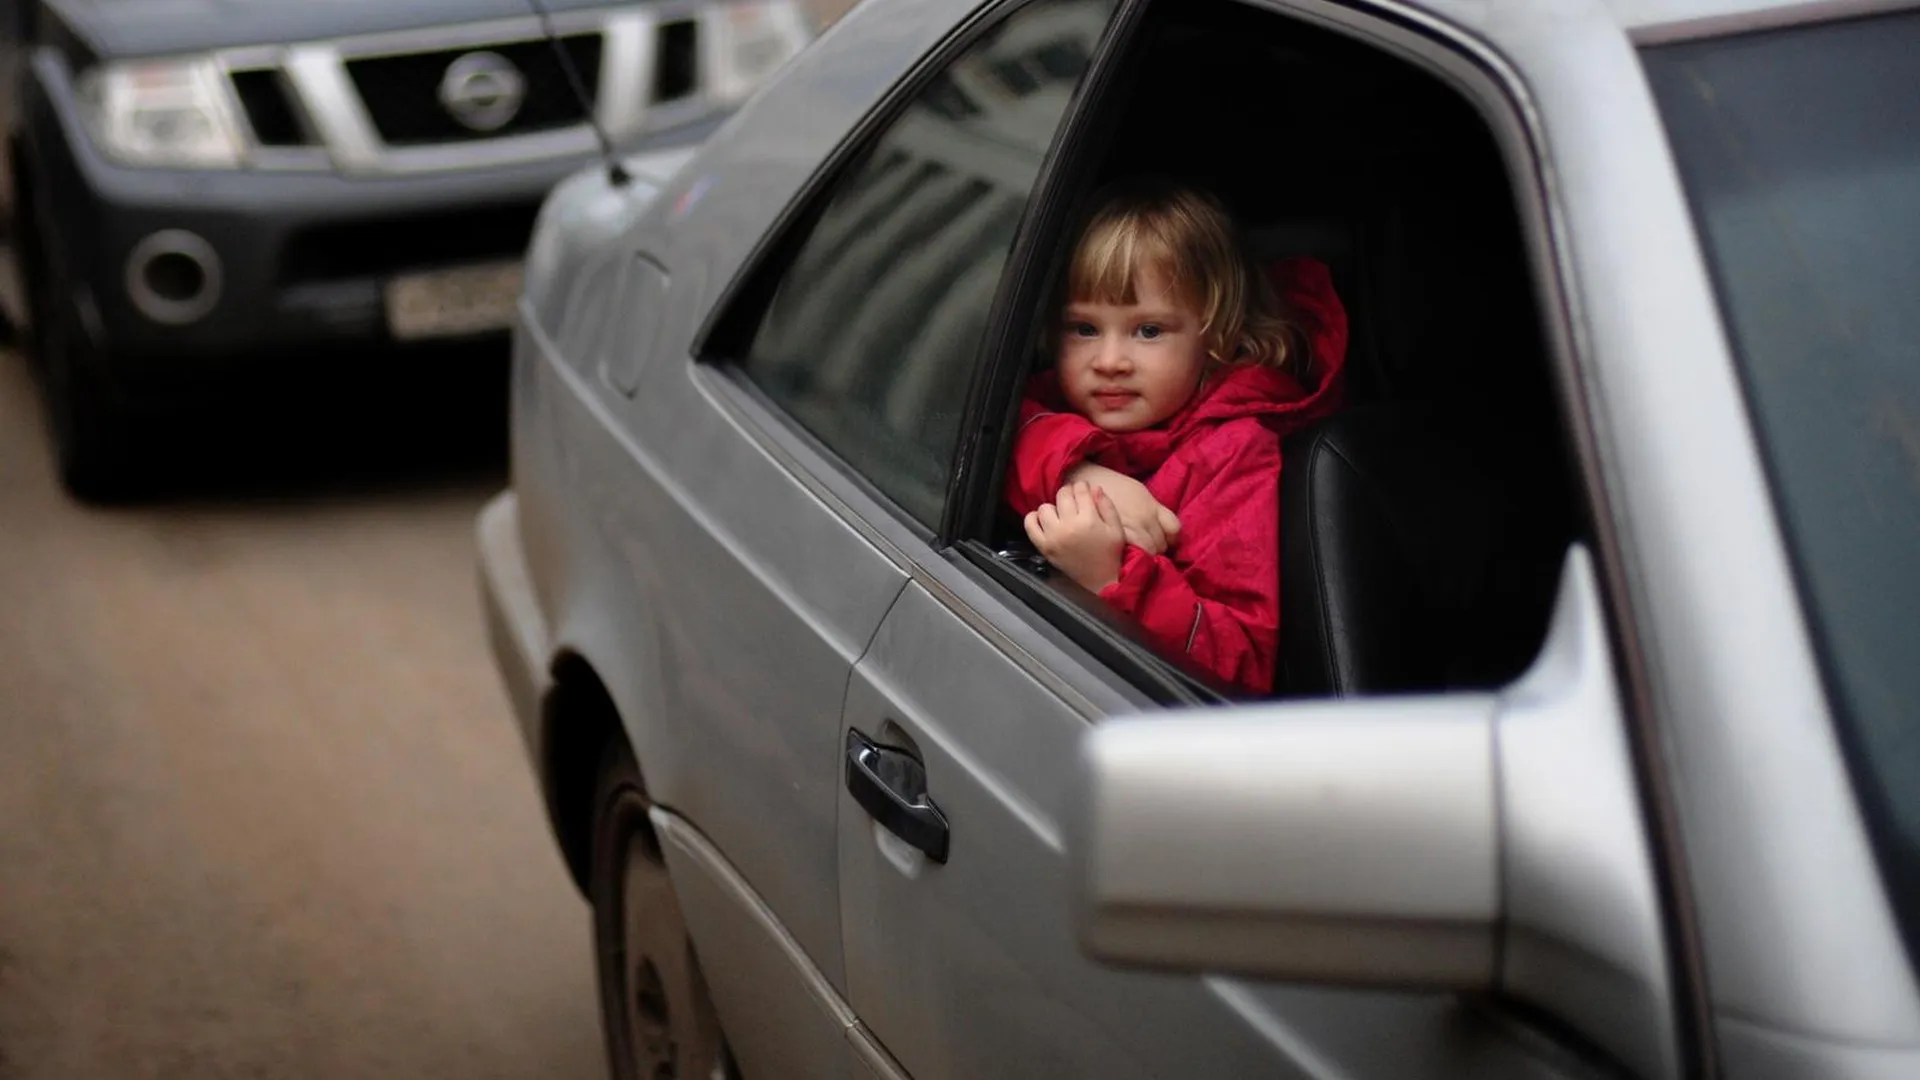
[1096,431,1281,695]
[1005,396,1114,516]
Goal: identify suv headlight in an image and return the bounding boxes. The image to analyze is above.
[704,0,813,105]
[76,57,247,169]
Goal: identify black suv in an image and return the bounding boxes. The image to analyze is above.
[0,0,809,498]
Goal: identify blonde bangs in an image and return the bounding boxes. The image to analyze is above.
[1068,213,1175,309]
[1063,185,1297,371]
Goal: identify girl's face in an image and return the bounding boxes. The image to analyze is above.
[1057,263,1211,433]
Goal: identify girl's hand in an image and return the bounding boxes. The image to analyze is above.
[1024,481,1127,593]
[1064,463,1181,555]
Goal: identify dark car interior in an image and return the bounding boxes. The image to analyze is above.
[1012,0,1584,699]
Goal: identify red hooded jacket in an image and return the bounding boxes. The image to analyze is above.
[1005,258,1350,694]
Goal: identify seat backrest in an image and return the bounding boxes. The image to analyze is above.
[1279,402,1568,697]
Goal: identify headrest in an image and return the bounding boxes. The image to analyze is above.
[1246,219,1355,270]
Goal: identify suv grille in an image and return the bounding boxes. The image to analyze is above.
[229,67,313,146]
[653,19,700,103]
[279,202,544,285]
[344,34,603,147]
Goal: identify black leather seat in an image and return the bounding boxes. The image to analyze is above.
[1279,402,1569,697]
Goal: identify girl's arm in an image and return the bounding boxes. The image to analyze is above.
[1064,462,1181,555]
[1005,396,1112,516]
[1007,410,1180,554]
[1097,432,1282,695]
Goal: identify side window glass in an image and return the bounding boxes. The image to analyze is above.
[736,0,1116,528]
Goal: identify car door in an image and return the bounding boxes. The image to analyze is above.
[809,1,1392,1074]
[841,564,1684,1080]
[831,2,1682,1079]
[597,0,1119,1064]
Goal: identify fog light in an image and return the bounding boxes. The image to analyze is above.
[126,229,221,325]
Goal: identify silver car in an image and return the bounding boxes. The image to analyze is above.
[478,0,1920,1077]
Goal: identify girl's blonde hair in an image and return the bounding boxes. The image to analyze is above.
[1065,180,1298,371]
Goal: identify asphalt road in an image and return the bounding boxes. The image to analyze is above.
[0,351,606,1079]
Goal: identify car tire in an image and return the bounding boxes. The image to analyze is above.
[18,181,140,503]
[39,277,139,502]
[589,738,736,1080]
[7,151,43,359]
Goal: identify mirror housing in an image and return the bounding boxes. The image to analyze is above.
[1070,549,1679,1079]
[1072,697,1500,988]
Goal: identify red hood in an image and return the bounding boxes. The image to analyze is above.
[1167,359,1330,433]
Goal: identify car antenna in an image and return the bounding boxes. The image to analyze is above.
[524,0,631,186]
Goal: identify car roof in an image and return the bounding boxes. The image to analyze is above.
[1408,0,1917,43]
[1382,0,1920,42]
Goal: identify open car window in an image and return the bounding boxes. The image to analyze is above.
[955,0,1583,703]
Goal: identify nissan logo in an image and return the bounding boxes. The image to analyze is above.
[438,51,526,133]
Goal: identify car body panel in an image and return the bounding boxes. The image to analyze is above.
[521,286,910,993]
[1614,0,1920,42]
[506,0,1062,990]
[655,806,860,1080]
[1246,0,1920,1062]
[1719,1017,1920,1080]
[489,0,1920,1075]
[840,582,1163,1080]
[505,0,992,993]
[478,490,552,763]
[1430,0,1920,1054]
[1494,550,1677,1080]
[842,572,1641,1079]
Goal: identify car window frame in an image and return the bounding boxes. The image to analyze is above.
[915,0,1240,705]
[941,0,1560,708]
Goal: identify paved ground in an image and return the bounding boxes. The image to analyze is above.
[0,350,606,1080]
[0,7,876,1071]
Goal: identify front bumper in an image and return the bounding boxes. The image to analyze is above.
[34,112,587,396]
[24,50,718,402]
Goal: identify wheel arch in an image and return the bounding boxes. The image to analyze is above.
[542,650,635,893]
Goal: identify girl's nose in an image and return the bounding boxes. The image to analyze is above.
[1091,336,1130,375]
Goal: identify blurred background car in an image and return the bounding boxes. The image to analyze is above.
[0,0,812,500]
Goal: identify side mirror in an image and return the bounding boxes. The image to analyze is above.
[1070,548,1680,1079]
[1073,697,1501,987]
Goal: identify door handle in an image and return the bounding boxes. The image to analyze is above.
[845,729,950,864]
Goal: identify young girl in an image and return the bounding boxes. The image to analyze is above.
[1007,180,1349,695]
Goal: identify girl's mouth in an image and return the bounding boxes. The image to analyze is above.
[1090,389,1137,409]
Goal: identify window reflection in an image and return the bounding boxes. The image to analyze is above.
[742,0,1116,527]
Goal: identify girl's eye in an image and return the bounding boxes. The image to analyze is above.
[1068,322,1097,338]
[1137,324,1163,340]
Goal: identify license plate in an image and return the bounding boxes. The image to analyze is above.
[385,261,523,341]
